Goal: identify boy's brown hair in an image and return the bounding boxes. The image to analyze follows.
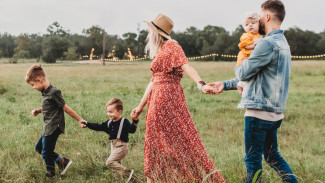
[25,65,46,83]
[106,98,123,111]
[261,0,285,23]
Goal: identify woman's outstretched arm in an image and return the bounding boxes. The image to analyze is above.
[131,81,153,120]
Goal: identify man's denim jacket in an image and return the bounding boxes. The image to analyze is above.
[223,30,291,113]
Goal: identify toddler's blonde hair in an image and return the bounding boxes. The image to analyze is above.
[243,12,260,25]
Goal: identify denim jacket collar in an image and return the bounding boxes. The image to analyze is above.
[266,30,283,37]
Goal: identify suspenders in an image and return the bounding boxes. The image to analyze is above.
[107,118,125,141]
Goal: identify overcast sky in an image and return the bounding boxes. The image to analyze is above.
[1,0,324,36]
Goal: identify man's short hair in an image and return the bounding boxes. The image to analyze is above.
[106,98,123,111]
[261,0,285,22]
[25,65,46,83]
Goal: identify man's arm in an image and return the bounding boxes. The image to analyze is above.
[235,39,274,81]
[223,77,239,91]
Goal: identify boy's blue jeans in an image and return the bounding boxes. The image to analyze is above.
[244,117,298,183]
[35,128,62,173]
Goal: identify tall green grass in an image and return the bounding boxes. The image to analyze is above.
[0,61,324,182]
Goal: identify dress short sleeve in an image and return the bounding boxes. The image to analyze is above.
[159,41,189,73]
[170,41,189,68]
[52,90,66,108]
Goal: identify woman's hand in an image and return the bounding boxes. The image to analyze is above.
[131,106,143,120]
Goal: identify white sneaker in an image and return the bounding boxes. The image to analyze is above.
[126,169,134,183]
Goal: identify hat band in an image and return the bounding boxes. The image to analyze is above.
[151,21,170,36]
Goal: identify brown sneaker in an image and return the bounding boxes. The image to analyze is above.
[45,171,56,179]
[57,157,72,175]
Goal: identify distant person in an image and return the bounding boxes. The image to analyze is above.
[130,14,224,182]
[208,0,298,182]
[236,12,262,96]
[25,65,86,178]
[82,98,138,183]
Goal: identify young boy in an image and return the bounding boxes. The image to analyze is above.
[25,65,86,178]
[82,98,138,182]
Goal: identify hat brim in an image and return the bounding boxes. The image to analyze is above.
[145,21,171,40]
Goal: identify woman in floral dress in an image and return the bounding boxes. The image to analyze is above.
[131,14,225,183]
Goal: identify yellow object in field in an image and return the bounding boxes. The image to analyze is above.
[127,47,133,61]
[90,48,94,60]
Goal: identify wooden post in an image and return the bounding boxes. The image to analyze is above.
[102,31,106,66]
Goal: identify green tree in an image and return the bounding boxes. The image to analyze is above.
[226,25,245,55]
[42,22,71,63]
[284,27,321,55]
[14,34,30,59]
[0,33,15,57]
[82,26,106,56]
[198,25,228,56]
[47,22,69,36]
[63,47,79,60]
[42,35,70,63]
[137,30,148,57]
[68,34,91,57]
[123,32,137,55]
[28,34,43,58]
[316,31,325,54]
[17,50,30,60]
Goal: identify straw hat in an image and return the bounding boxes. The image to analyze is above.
[145,14,174,40]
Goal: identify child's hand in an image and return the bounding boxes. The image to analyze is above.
[131,115,139,121]
[202,85,216,95]
[78,119,87,128]
[31,109,41,116]
[245,44,255,50]
[236,85,243,96]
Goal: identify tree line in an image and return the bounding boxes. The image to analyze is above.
[1,22,324,63]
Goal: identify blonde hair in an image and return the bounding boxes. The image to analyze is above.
[243,12,260,25]
[25,65,46,83]
[145,26,168,59]
[106,98,123,111]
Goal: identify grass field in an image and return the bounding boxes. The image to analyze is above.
[0,61,324,183]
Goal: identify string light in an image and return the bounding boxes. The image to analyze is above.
[83,52,325,62]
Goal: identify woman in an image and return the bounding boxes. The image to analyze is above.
[131,14,225,183]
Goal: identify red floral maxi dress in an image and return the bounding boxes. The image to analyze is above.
[144,40,225,183]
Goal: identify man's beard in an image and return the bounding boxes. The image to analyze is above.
[259,23,265,35]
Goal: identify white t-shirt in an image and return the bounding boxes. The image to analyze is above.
[245,108,284,121]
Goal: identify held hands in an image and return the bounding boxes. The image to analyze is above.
[78,119,87,128]
[130,106,143,121]
[201,85,216,95]
[31,109,41,116]
[201,82,224,95]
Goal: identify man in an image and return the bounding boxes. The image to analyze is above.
[210,0,298,182]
